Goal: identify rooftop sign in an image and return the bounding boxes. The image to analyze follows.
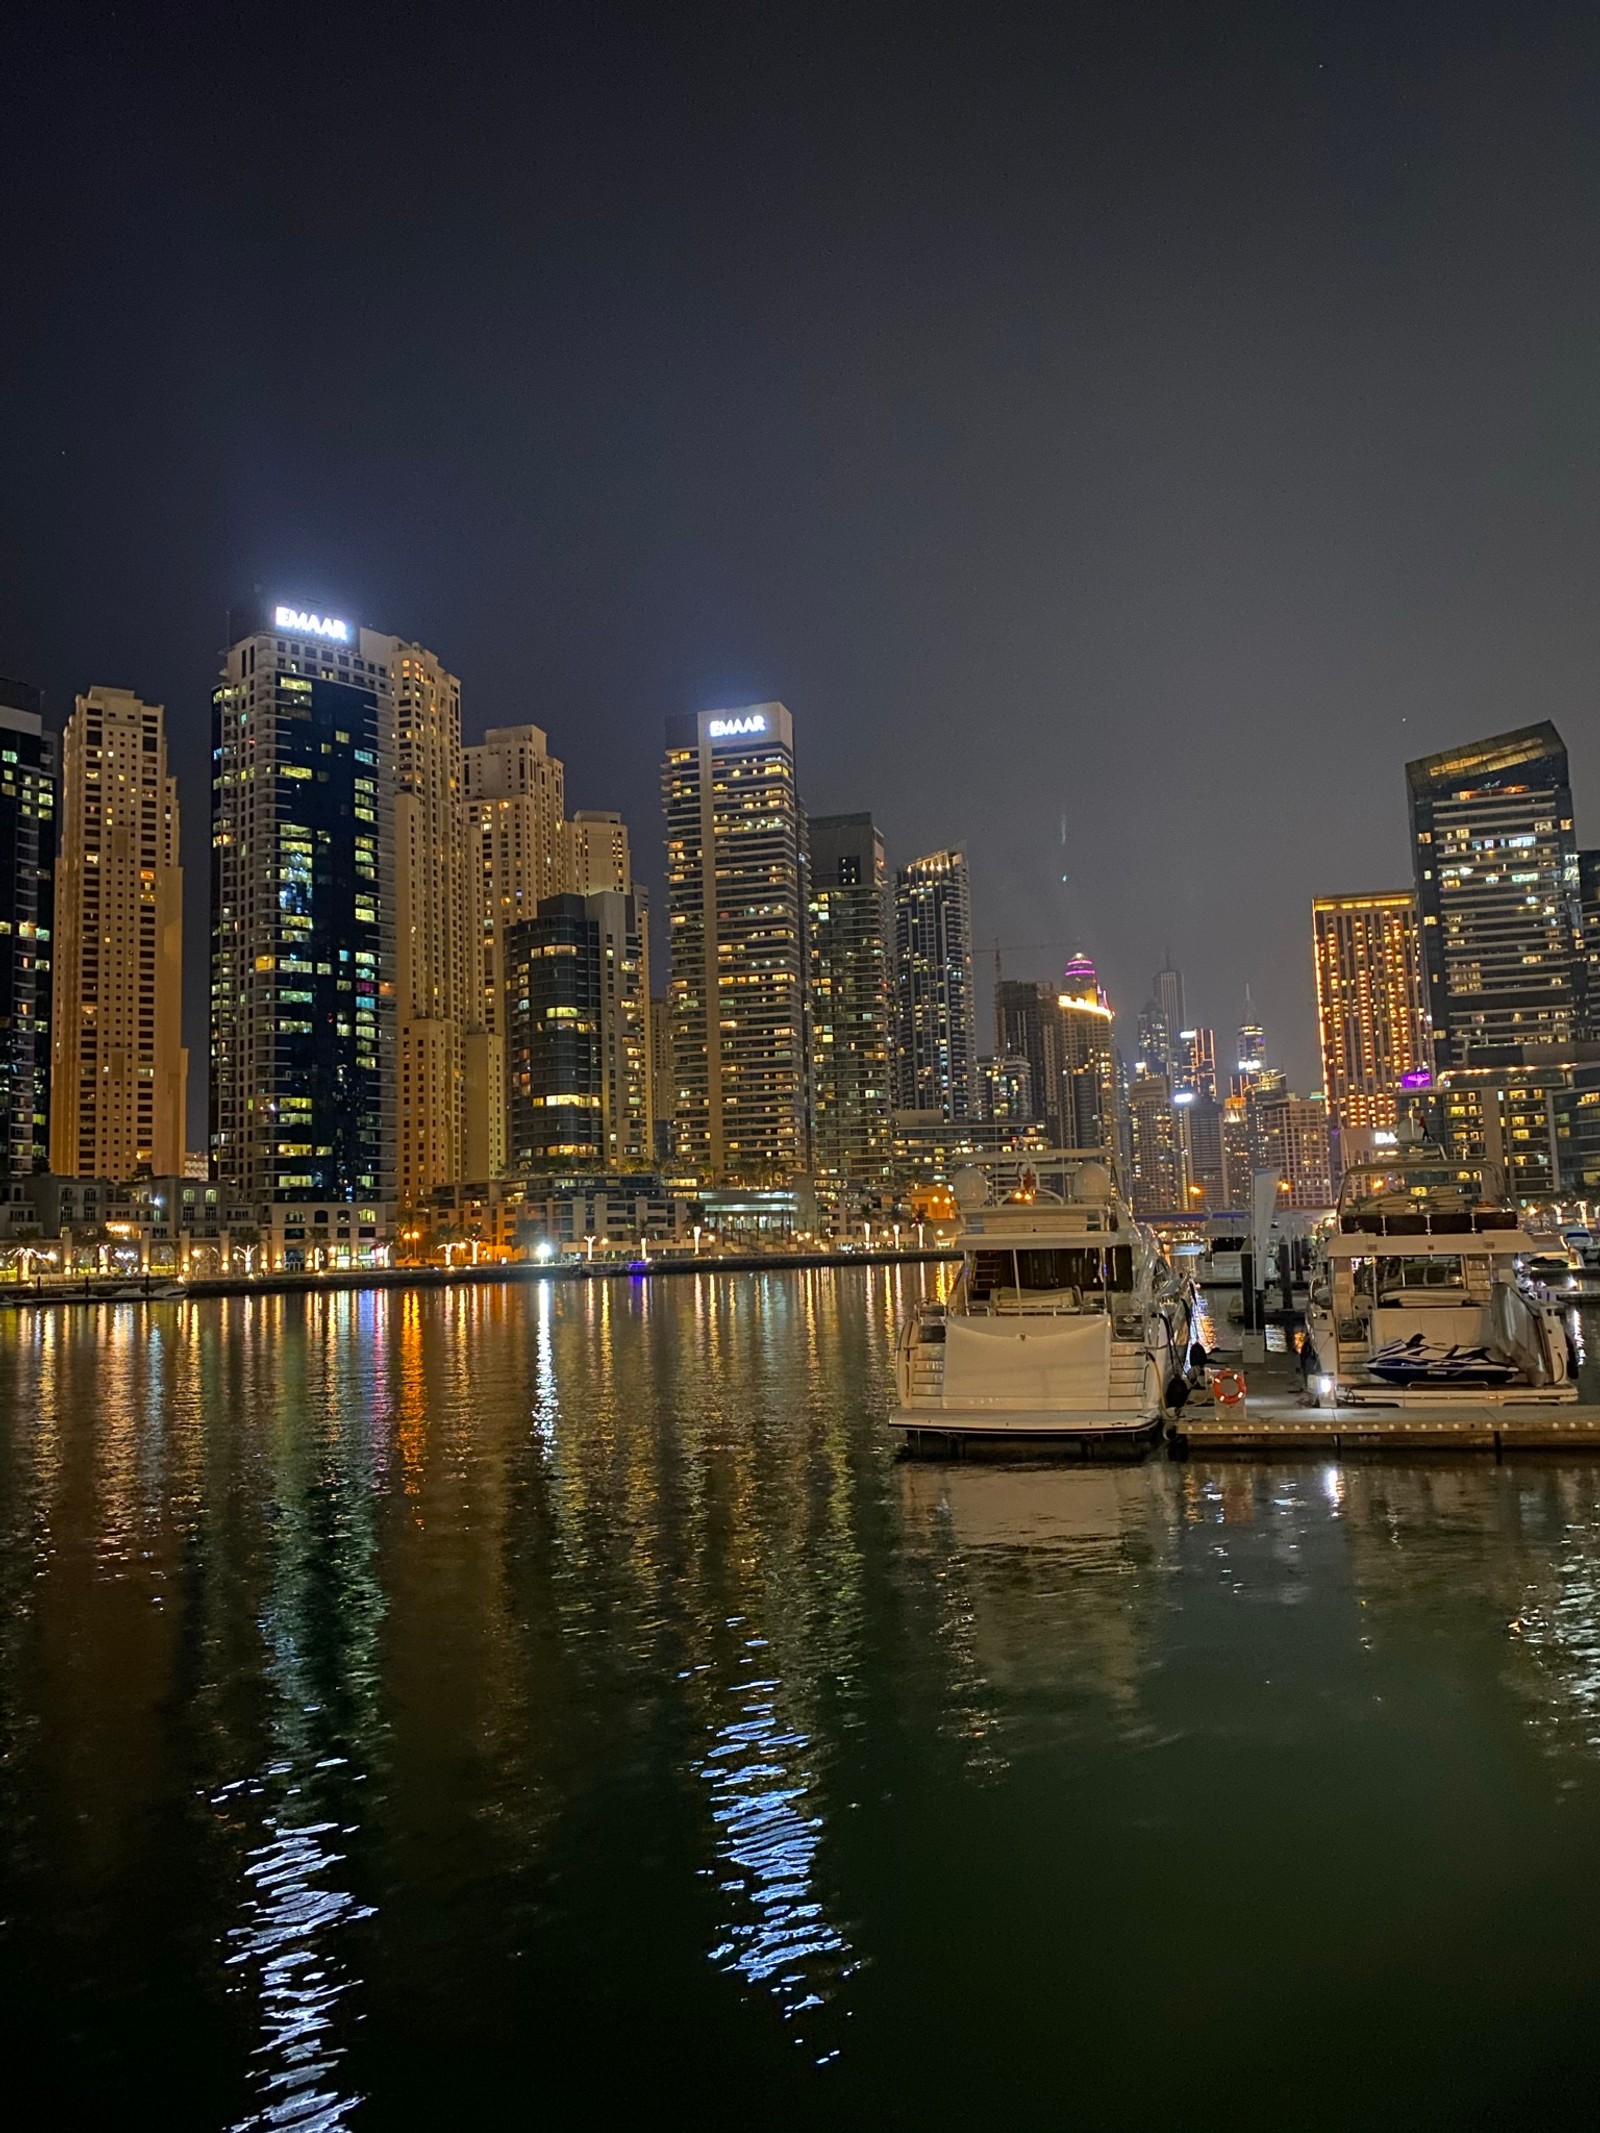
[707,713,766,739]
[275,605,350,642]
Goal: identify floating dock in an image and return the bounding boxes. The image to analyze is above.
[1172,1390,1600,1457]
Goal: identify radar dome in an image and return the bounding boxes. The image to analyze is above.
[1075,1162,1113,1202]
[950,1167,989,1210]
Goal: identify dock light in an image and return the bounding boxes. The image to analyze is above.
[534,1239,556,1263]
[1316,1375,1335,1399]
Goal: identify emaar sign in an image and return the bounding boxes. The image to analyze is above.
[707,713,766,739]
[275,605,350,642]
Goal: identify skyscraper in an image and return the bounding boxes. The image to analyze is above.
[0,678,55,1175]
[1235,989,1266,1087]
[807,812,892,1201]
[997,979,1059,1139]
[1155,958,1185,1071]
[563,809,631,894]
[391,640,469,1206]
[52,688,184,1178]
[893,847,975,1122]
[1127,1072,1185,1217]
[1054,953,1118,1150]
[1408,723,1586,1065]
[506,890,650,1171]
[1311,892,1429,1132]
[211,601,394,1206]
[663,703,806,1183]
[464,725,566,1179]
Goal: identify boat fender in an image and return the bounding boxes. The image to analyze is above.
[1164,1375,1190,1412]
[1213,1367,1247,1407]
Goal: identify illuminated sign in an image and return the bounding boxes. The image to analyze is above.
[1372,1129,1398,1146]
[1400,1068,1433,1089]
[274,605,350,642]
[707,713,766,739]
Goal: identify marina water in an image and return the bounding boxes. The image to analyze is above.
[4,1266,1600,2127]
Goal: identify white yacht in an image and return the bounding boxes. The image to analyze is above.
[1303,1141,1577,1407]
[890,1152,1196,1451]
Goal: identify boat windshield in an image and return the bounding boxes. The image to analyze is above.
[1356,1254,1471,1300]
[967,1245,1134,1303]
[1339,1163,1487,1210]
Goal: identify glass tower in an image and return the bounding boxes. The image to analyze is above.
[892,847,975,1123]
[807,812,892,1202]
[663,703,806,1184]
[211,603,395,1206]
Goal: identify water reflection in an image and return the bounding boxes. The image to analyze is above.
[7,1277,1600,2125]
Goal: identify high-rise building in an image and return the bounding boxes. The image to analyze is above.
[1408,723,1586,1065]
[211,601,394,1207]
[1137,997,1169,1078]
[649,994,674,1165]
[1178,1026,1217,1100]
[464,725,566,1179]
[1127,1072,1185,1217]
[975,1053,1033,1124]
[563,809,631,895]
[663,703,806,1183]
[391,640,469,1206]
[1054,953,1118,1150]
[997,979,1059,1139]
[1155,958,1185,1071]
[1250,1090,1333,1210]
[51,688,184,1178]
[1175,1090,1226,1208]
[1235,989,1266,1089]
[893,847,975,1123]
[1581,851,1600,1014]
[0,678,55,1175]
[1311,892,1429,1134]
[506,889,650,1172]
[807,812,892,1200]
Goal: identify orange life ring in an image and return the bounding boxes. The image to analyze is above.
[1213,1367,1247,1407]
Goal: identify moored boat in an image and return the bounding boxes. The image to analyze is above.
[890,1151,1195,1452]
[1303,1139,1576,1407]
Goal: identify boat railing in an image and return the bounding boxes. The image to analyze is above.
[1337,1207,1518,1237]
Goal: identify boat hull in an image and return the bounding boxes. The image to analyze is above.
[891,1406,1165,1456]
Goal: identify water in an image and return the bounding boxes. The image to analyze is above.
[3,1268,1600,2127]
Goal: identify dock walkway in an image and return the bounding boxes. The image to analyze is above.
[1173,1396,1600,1456]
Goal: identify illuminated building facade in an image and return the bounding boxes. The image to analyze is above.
[506,889,650,1172]
[0,678,55,1175]
[663,703,806,1183]
[464,725,566,1179]
[997,979,1057,1138]
[975,1053,1033,1124]
[211,603,394,1206]
[1127,1072,1185,1217]
[893,847,975,1123]
[1235,989,1266,1090]
[807,813,892,1200]
[1408,723,1585,1066]
[1407,725,1593,1199]
[391,639,469,1205]
[52,688,185,1178]
[1250,1089,1333,1210]
[563,809,631,894]
[1054,953,1118,1150]
[1311,891,1429,1133]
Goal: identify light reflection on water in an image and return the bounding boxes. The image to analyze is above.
[6,1273,1600,2125]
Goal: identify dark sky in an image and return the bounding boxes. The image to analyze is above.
[8,0,1600,1130]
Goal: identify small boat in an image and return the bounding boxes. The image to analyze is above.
[890,1150,1196,1453]
[1304,1135,1576,1407]
[1366,1334,1518,1387]
[1194,1211,1250,1290]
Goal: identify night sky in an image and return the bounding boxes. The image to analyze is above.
[8,0,1600,1132]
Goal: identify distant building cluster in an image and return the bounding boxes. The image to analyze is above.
[3,616,1595,1276]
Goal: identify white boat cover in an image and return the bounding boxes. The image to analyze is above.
[940,1313,1111,1410]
